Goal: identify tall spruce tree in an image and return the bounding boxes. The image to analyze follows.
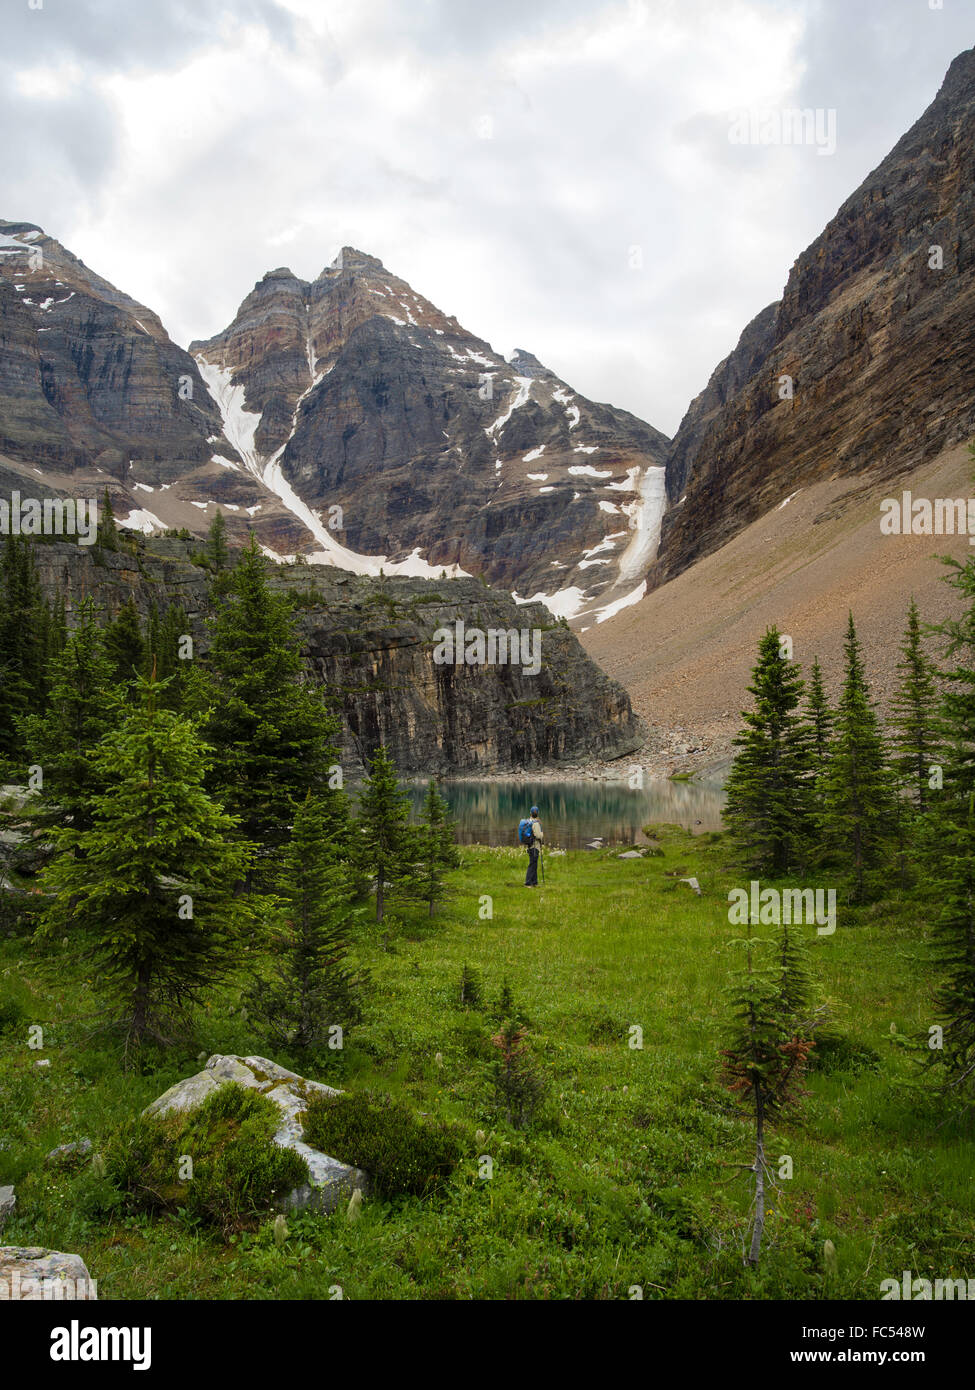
[358,745,414,922]
[187,538,343,866]
[722,627,814,874]
[890,598,940,812]
[23,596,118,834]
[819,614,896,902]
[247,793,365,1051]
[40,670,252,1048]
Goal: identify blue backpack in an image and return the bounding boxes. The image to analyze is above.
[518,818,534,846]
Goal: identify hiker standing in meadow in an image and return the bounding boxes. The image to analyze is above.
[520,805,544,887]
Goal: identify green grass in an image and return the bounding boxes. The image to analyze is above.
[0,826,971,1300]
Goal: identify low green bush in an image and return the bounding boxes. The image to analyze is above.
[808,1031,882,1075]
[302,1089,465,1198]
[104,1082,309,1230]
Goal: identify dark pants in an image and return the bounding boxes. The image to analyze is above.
[525,846,539,886]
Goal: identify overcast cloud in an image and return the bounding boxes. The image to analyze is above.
[1,0,971,435]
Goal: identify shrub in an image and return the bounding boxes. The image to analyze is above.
[807,1031,881,1075]
[0,993,25,1036]
[458,963,483,1009]
[302,1090,465,1198]
[491,1022,546,1128]
[104,1083,308,1230]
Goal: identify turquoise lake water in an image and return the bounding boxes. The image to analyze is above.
[402,776,726,849]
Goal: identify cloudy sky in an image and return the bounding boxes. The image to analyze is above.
[2,0,971,435]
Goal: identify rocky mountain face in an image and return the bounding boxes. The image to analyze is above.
[190,249,670,608]
[0,220,224,477]
[652,45,975,588]
[27,537,644,774]
[0,221,670,615]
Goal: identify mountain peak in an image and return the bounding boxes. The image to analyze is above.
[508,348,552,379]
[316,247,385,279]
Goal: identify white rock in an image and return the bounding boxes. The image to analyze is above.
[0,1247,96,1300]
[679,877,702,895]
[0,1186,15,1223]
[143,1054,367,1214]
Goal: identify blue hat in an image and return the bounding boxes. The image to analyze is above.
[530,806,539,816]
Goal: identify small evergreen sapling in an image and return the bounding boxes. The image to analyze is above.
[416,779,459,915]
[246,793,366,1052]
[491,1020,546,1129]
[720,923,815,1266]
[357,745,414,922]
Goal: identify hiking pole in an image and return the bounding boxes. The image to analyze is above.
[540,846,545,884]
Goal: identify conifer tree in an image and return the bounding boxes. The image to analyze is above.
[889,598,939,811]
[819,614,896,902]
[806,658,833,765]
[40,670,252,1048]
[0,536,49,761]
[926,797,975,1100]
[104,596,146,693]
[722,627,814,874]
[358,745,414,922]
[720,926,814,1265]
[97,489,119,552]
[146,601,191,709]
[247,794,365,1051]
[47,593,67,664]
[23,596,118,834]
[187,537,344,879]
[207,508,229,571]
[930,554,975,805]
[922,536,975,1100]
[415,779,459,915]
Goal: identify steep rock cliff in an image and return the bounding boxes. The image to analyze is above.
[653,46,975,587]
[29,538,645,774]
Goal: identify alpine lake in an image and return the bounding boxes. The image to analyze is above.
[401,774,727,850]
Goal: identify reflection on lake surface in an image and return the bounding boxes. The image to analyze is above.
[403,777,727,850]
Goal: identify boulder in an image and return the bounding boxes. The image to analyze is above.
[0,1186,14,1225]
[143,1054,367,1214]
[617,850,644,859]
[45,1139,93,1168]
[0,1247,96,1300]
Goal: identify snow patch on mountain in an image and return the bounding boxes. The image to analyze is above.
[486,377,532,437]
[616,466,666,583]
[513,585,588,620]
[593,580,647,623]
[119,508,165,534]
[196,358,263,471]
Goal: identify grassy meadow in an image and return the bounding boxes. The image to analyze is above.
[0,825,970,1301]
